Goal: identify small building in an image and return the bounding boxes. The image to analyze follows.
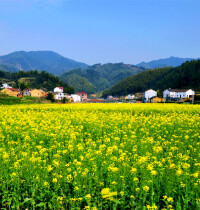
[152,97,166,103]
[71,94,81,102]
[30,89,44,98]
[107,96,114,100]
[23,89,31,96]
[1,83,11,89]
[127,94,135,100]
[163,89,195,100]
[54,92,68,100]
[90,94,97,98]
[1,88,20,97]
[76,92,87,101]
[135,93,143,99]
[143,89,157,103]
[54,87,63,93]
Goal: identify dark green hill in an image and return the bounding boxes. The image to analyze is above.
[59,63,144,94]
[0,70,74,93]
[0,51,88,75]
[102,59,200,97]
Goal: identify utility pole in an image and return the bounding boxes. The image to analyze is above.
[192,90,194,105]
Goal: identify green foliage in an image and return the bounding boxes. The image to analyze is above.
[61,97,69,104]
[46,93,55,102]
[102,60,200,97]
[0,70,74,94]
[59,63,144,93]
[19,82,28,91]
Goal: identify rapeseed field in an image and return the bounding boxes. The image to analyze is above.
[0,104,200,209]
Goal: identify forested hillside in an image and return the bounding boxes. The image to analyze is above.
[59,63,144,94]
[102,60,200,97]
[0,70,74,93]
[0,51,88,75]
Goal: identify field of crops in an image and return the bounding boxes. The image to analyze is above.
[0,104,200,209]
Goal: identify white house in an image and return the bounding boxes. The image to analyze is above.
[54,87,63,93]
[55,92,67,100]
[128,94,135,100]
[163,89,195,100]
[143,89,157,103]
[1,83,11,89]
[23,89,31,96]
[70,94,81,102]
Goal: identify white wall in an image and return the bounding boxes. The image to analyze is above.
[163,89,170,98]
[144,89,157,102]
[128,94,135,99]
[186,89,195,98]
[1,83,11,89]
[55,93,66,100]
[54,87,63,93]
[71,94,81,102]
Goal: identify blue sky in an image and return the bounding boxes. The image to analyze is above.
[0,0,199,65]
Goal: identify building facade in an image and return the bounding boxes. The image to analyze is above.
[70,94,81,102]
[143,89,157,103]
[30,89,44,98]
[1,88,20,97]
[76,92,87,101]
[163,89,195,100]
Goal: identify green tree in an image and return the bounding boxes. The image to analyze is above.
[46,93,55,102]
[19,82,28,92]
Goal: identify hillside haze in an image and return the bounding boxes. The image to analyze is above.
[136,56,194,69]
[0,51,88,75]
[59,63,144,94]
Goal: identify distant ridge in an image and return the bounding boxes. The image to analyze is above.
[136,56,195,69]
[0,51,88,75]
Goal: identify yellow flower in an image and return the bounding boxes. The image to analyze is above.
[101,188,117,199]
[143,185,150,192]
[176,169,183,176]
[85,194,91,200]
[43,182,49,186]
[52,178,57,183]
[151,170,157,176]
[167,197,174,203]
[163,195,168,200]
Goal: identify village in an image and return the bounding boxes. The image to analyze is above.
[0,83,196,103]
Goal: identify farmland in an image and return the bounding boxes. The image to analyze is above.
[0,104,200,209]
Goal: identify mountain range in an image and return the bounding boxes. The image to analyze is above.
[0,51,88,75]
[0,51,198,94]
[136,56,194,69]
[59,63,144,94]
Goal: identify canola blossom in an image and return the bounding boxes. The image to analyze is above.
[0,103,200,209]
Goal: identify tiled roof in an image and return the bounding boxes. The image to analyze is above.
[6,88,19,92]
[170,89,190,92]
[76,92,87,94]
